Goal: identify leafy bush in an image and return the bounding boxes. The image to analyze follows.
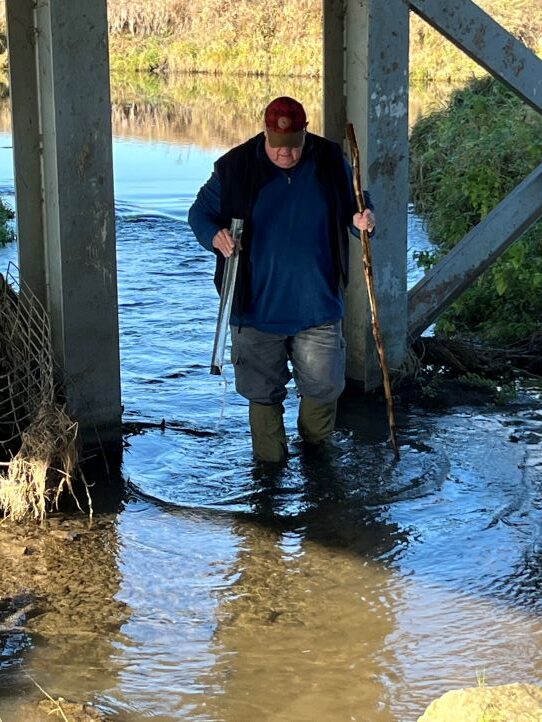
[0,197,15,246]
[410,77,542,344]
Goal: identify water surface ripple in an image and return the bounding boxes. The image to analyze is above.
[0,124,541,722]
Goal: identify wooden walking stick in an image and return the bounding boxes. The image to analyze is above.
[345,122,400,460]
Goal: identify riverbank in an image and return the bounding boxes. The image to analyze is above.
[1,1,541,80]
[106,0,542,80]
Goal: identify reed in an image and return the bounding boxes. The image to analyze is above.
[107,0,321,77]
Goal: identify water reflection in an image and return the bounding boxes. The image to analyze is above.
[110,73,324,149]
[0,74,461,143]
[0,594,32,688]
[0,75,541,722]
[116,400,542,722]
[200,529,402,721]
[190,458,406,722]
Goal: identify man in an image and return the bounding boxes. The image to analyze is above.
[189,96,375,464]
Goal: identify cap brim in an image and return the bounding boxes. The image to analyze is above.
[266,129,305,148]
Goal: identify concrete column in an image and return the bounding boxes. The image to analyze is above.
[8,0,121,447]
[342,0,410,388]
[5,0,46,306]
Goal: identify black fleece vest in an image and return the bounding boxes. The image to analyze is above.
[214,132,352,318]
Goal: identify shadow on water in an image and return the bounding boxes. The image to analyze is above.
[114,387,542,722]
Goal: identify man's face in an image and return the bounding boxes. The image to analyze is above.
[264,132,305,169]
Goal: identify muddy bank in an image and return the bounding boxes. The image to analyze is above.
[0,513,129,718]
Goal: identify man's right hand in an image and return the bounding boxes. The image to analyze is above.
[212,228,235,257]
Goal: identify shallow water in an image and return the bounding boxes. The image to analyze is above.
[0,79,542,722]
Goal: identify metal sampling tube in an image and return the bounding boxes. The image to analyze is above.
[210,218,244,375]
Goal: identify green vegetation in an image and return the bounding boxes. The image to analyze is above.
[416,372,516,408]
[107,0,321,77]
[0,198,15,246]
[410,77,542,345]
[409,0,542,82]
[104,0,542,79]
[0,0,541,78]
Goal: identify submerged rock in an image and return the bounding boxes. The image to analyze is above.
[418,683,542,721]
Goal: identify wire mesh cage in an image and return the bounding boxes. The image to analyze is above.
[0,262,54,450]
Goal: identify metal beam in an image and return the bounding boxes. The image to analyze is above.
[408,162,542,339]
[342,0,410,387]
[409,0,542,114]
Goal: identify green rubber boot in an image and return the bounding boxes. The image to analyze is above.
[298,396,337,445]
[249,402,288,463]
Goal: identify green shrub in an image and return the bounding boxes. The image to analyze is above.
[410,77,542,344]
[0,197,15,246]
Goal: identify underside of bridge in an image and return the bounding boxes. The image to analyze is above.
[3,0,542,444]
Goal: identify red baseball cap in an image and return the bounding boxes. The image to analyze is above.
[264,96,308,148]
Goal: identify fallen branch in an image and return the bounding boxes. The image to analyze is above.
[412,332,542,378]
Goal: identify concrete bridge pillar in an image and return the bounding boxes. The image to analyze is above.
[324,0,409,389]
[6,0,121,448]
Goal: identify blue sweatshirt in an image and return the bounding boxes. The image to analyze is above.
[189,138,370,335]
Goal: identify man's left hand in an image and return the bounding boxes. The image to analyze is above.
[353,209,375,234]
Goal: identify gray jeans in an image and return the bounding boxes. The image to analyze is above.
[230,322,346,405]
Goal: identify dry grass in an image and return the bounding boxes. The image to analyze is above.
[0,268,89,523]
[110,0,542,78]
[26,674,70,722]
[107,0,189,36]
[1,1,541,78]
[0,400,89,522]
[410,0,542,81]
[107,0,322,76]
[106,0,316,38]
